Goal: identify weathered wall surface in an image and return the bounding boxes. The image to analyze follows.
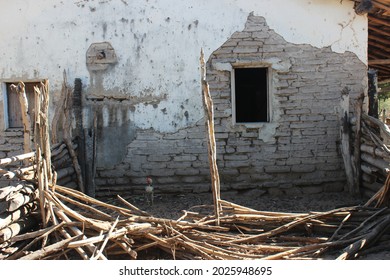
[96,14,367,195]
[0,0,367,194]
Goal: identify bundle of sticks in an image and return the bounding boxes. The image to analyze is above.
[0,152,36,182]
[360,113,390,202]
[51,141,79,189]
[0,183,39,247]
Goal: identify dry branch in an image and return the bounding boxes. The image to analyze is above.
[19,235,81,260]
[337,215,390,259]
[11,82,32,156]
[200,49,221,225]
[61,72,85,193]
[0,203,37,230]
[0,216,37,243]
[0,152,35,167]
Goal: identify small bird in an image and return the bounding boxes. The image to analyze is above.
[145,177,154,205]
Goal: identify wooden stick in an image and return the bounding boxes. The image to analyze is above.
[34,84,42,155]
[339,207,388,241]
[0,216,37,243]
[19,235,81,260]
[46,190,111,231]
[117,195,150,216]
[0,165,36,180]
[56,226,90,260]
[11,82,32,156]
[0,184,25,200]
[340,87,356,194]
[337,215,390,260]
[362,113,390,145]
[219,199,306,217]
[54,192,112,221]
[0,202,37,230]
[61,72,85,193]
[112,239,137,259]
[56,166,76,181]
[200,49,221,225]
[10,221,65,243]
[51,185,134,217]
[352,94,364,193]
[51,143,67,158]
[68,223,151,248]
[5,191,37,213]
[0,152,35,167]
[6,221,66,260]
[53,207,106,259]
[130,215,230,232]
[373,171,390,207]
[91,217,119,260]
[36,147,47,227]
[228,208,353,244]
[39,80,54,184]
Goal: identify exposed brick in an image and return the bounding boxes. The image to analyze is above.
[172,155,197,162]
[175,168,199,176]
[150,168,175,176]
[265,165,291,173]
[148,155,172,162]
[91,14,366,196]
[291,164,316,173]
[224,154,249,161]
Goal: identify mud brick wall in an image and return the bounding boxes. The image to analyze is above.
[0,130,25,187]
[0,130,25,160]
[95,15,367,196]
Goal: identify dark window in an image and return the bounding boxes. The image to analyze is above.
[234,67,268,123]
[6,82,38,128]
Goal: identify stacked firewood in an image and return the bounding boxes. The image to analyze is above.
[51,141,79,189]
[0,183,39,246]
[360,113,390,199]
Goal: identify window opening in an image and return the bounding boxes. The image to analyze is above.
[234,67,268,123]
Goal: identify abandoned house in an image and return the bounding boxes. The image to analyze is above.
[0,0,389,198]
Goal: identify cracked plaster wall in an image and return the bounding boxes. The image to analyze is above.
[0,0,366,130]
[0,0,367,192]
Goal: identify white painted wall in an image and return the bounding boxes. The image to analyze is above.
[0,0,367,132]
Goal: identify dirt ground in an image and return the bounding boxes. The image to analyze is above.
[107,189,366,219]
[102,190,390,260]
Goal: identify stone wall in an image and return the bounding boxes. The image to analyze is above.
[95,14,367,196]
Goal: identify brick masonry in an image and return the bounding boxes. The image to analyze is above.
[95,14,367,195]
[0,129,26,187]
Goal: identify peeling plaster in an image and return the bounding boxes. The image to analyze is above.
[0,0,367,134]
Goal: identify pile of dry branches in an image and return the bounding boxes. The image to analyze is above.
[360,113,390,202]
[51,141,79,189]
[1,182,390,260]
